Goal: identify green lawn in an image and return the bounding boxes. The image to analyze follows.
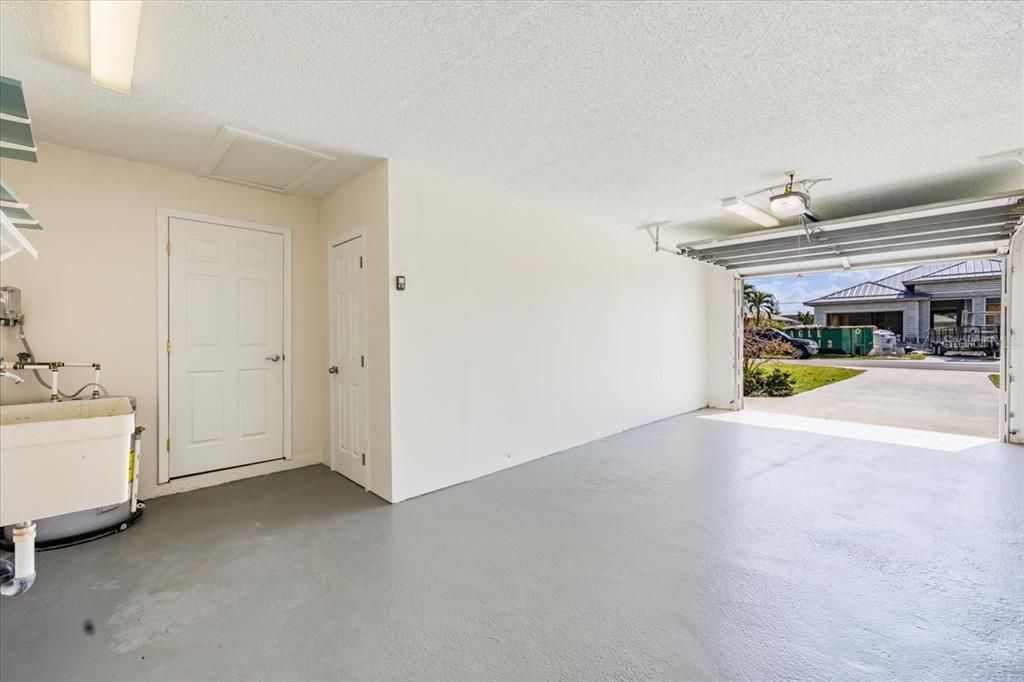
[765,362,865,395]
[989,374,1000,388]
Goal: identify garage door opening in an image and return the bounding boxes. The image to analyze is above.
[678,192,1024,445]
[740,259,1003,439]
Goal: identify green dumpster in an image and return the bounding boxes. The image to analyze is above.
[788,326,875,355]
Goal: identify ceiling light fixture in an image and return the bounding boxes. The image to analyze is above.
[722,197,781,227]
[768,172,811,217]
[724,172,830,225]
[769,191,810,217]
[90,0,142,93]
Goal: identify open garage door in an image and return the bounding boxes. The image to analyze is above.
[1005,227,1023,444]
[684,191,1024,443]
[677,192,1023,278]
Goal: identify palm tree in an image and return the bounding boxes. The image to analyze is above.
[743,282,757,309]
[742,283,758,328]
[747,291,777,326]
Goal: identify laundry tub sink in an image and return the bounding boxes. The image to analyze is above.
[1,397,134,526]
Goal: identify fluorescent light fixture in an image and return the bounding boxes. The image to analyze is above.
[722,196,780,227]
[90,0,142,93]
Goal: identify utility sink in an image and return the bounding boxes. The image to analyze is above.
[0,397,134,526]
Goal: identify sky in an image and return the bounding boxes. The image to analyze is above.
[747,267,904,315]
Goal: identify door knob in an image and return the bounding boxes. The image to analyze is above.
[265,354,282,362]
[328,366,339,374]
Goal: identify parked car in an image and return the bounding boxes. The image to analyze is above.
[752,328,819,359]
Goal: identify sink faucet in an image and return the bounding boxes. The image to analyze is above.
[0,368,24,384]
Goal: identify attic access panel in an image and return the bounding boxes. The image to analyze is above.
[196,126,336,194]
[676,192,1024,277]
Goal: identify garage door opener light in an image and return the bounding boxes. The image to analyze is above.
[722,197,781,227]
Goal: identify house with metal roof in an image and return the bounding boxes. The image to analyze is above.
[805,259,1003,344]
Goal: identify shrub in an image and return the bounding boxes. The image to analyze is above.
[762,367,797,396]
[743,367,764,396]
[742,328,798,396]
[743,328,795,371]
[744,366,796,397]
[743,329,795,361]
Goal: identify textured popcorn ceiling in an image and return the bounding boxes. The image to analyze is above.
[1,1,1022,237]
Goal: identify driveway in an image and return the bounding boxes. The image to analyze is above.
[746,365,999,438]
[800,355,999,372]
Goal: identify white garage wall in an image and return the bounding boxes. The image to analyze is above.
[0,143,326,499]
[386,161,716,501]
[1,148,734,504]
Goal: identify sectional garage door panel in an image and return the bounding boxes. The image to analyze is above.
[677,193,1024,277]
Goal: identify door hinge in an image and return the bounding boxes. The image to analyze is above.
[166,339,171,353]
[362,453,366,466]
[359,256,364,269]
[166,241,172,255]
[361,355,365,368]
[166,438,171,451]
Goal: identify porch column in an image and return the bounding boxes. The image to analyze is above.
[903,302,919,343]
[971,296,987,325]
[919,299,931,343]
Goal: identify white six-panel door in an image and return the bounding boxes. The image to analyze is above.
[168,217,285,477]
[329,236,368,486]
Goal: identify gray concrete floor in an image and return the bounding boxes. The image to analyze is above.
[747,365,1000,437]
[1,411,1022,681]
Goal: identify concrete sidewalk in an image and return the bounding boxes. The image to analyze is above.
[746,365,1000,437]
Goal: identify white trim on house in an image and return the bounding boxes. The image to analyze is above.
[156,208,293,485]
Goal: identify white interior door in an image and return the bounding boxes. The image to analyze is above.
[168,217,285,477]
[1005,229,1023,444]
[329,237,368,486]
